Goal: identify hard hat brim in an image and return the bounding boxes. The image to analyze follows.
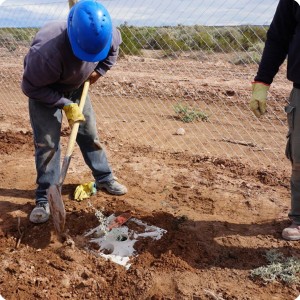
[69,30,113,62]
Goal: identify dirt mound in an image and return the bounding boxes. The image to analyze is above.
[1,125,298,299]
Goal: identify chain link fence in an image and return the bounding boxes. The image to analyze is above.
[0,0,290,170]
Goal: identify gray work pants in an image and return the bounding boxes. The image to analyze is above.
[285,87,300,224]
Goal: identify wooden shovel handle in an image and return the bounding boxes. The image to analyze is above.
[65,80,90,157]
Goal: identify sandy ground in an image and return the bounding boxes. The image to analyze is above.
[0,50,300,299]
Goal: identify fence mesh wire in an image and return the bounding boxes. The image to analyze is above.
[0,0,290,171]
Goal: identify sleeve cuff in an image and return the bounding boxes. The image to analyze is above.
[252,81,270,86]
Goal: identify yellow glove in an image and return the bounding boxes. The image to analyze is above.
[63,103,85,127]
[74,181,96,201]
[249,82,270,118]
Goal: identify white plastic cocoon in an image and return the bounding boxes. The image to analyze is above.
[85,215,167,269]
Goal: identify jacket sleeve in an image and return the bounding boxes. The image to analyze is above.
[21,48,71,107]
[255,0,297,84]
[94,27,122,76]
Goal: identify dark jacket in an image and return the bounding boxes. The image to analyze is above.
[255,0,300,88]
[21,21,122,107]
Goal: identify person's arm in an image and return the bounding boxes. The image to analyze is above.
[94,27,122,76]
[250,0,297,118]
[21,48,72,107]
[255,0,297,84]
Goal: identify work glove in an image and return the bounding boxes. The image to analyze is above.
[63,103,85,127]
[249,82,270,118]
[74,181,97,201]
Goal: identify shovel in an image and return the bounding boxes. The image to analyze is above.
[47,80,90,234]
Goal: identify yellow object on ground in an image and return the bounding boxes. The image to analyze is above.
[74,181,96,201]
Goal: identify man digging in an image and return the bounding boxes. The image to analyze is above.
[21,0,127,224]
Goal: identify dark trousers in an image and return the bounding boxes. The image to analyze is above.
[285,88,300,223]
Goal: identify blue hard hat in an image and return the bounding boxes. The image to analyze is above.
[67,0,113,62]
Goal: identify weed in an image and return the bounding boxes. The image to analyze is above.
[174,103,209,123]
[250,249,300,284]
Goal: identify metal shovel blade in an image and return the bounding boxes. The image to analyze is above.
[47,184,66,234]
[47,80,90,234]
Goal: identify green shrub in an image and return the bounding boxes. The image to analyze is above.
[174,103,209,123]
[250,249,300,284]
[230,51,262,65]
[212,27,243,52]
[0,27,37,43]
[239,26,267,50]
[0,25,269,56]
[230,41,265,65]
[192,30,215,51]
[119,24,142,56]
[108,25,269,56]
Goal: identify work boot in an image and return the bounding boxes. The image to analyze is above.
[29,202,50,224]
[282,222,300,241]
[96,179,128,195]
